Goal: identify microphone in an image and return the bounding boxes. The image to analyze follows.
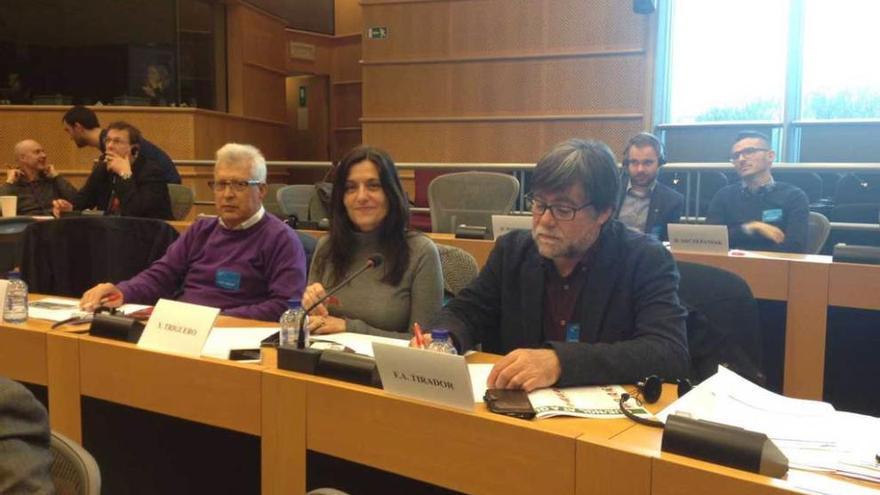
[296,254,383,349]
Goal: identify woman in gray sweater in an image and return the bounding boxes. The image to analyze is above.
[303,146,443,339]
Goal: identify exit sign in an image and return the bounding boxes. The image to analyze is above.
[368,27,388,39]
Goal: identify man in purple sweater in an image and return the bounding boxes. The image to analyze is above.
[80,143,306,321]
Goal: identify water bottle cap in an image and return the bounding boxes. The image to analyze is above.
[430,329,450,340]
[7,271,20,280]
[286,299,302,309]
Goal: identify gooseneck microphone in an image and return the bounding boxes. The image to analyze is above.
[295,253,384,349]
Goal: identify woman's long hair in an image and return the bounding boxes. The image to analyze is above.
[322,146,410,286]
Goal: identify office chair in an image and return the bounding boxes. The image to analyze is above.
[428,172,519,233]
[773,171,823,204]
[50,431,101,495]
[20,217,179,297]
[166,184,195,220]
[435,243,479,298]
[277,185,315,221]
[834,173,880,206]
[0,216,38,272]
[263,183,287,218]
[806,211,831,254]
[676,261,765,384]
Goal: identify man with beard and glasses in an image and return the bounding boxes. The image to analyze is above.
[706,131,809,253]
[421,139,689,390]
[615,132,683,241]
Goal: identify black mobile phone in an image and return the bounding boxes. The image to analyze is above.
[484,389,536,420]
[228,349,261,361]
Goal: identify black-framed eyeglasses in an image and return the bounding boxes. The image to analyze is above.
[208,180,263,192]
[729,147,770,162]
[525,193,592,221]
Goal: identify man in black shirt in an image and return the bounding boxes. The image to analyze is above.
[0,139,78,215]
[706,131,809,253]
[61,105,181,184]
[53,121,173,220]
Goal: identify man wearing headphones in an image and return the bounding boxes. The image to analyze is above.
[706,131,809,253]
[616,132,684,241]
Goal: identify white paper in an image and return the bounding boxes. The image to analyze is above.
[28,297,151,322]
[201,327,278,360]
[468,363,493,402]
[137,299,219,357]
[310,332,409,357]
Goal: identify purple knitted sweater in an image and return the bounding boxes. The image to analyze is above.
[118,215,306,321]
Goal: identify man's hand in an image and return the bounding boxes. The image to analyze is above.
[105,150,132,178]
[487,349,562,392]
[44,164,59,179]
[5,167,22,184]
[744,221,785,244]
[52,199,73,218]
[302,283,329,317]
[80,283,124,311]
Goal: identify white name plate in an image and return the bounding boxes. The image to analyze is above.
[668,224,730,254]
[373,342,475,411]
[137,299,219,357]
[491,214,532,240]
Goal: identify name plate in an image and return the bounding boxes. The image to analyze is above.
[0,280,8,320]
[373,342,475,411]
[668,224,730,254]
[491,214,532,240]
[137,299,219,357]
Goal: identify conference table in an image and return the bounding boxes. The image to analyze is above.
[172,219,875,401]
[2,296,875,494]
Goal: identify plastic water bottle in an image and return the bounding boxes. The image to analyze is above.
[427,329,457,355]
[279,299,308,347]
[4,271,28,323]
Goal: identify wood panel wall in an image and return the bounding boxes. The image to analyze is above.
[360,0,656,163]
[227,1,288,123]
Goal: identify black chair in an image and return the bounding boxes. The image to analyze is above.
[295,229,317,273]
[676,261,765,384]
[658,170,728,217]
[0,216,38,273]
[834,173,880,205]
[773,171,823,204]
[20,216,179,297]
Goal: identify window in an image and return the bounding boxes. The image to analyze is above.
[657,0,880,161]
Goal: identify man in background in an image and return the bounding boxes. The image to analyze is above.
[706,131,809,253]
[615,132,683,241]
[62,105,181,184]
[1,139,77,216]
[53,121,172,219]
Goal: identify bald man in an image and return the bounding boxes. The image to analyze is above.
[0,139,77,216]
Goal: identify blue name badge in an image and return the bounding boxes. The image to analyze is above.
[762,208,783,223]
[565,323,581,343]
[215,270,241,291]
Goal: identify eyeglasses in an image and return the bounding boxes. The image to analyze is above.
[729,147,770,162]
[525,194,592,221]
[208,180,263,192]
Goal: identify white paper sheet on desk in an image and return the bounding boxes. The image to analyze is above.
[309,332,408,357]
[468,363,493,402]
[28,297,150,322]
[200,327,279,360]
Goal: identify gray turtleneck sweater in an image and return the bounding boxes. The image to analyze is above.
[307,230,443,339]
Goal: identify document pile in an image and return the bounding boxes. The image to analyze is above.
[29,297,149,323]
[658,366,880,488]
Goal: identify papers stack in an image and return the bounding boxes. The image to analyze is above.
[29,297,150,323]
[659,366,880,488]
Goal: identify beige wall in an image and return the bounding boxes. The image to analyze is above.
[360,0,656,163]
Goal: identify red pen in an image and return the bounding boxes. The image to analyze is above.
[413,322,425,349]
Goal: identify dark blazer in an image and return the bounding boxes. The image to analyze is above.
[616,180,684,242]
[72,154,173,220]
[430,221,690,386]
[0,377,54,495]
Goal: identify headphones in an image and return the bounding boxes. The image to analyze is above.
[619,375,693,428]
[622,132,667,168]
